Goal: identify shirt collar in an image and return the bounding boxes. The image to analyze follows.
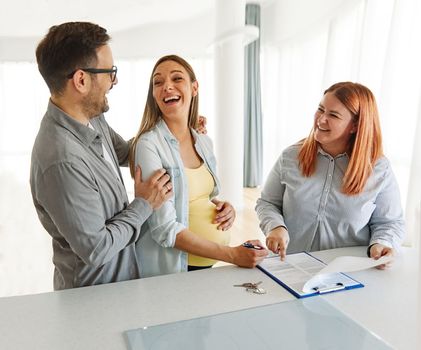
[156,118,198,144]
[317,146,349,160]
[46,100,101,145]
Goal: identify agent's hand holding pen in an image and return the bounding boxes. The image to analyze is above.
[266,226,290,261]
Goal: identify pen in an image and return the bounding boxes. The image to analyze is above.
[314,283,345,294]
[242,242,264,250]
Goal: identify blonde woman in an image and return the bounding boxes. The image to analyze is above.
[130,55,267,277]
[256,82,405,268]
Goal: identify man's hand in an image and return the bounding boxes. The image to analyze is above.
[369,243,394,270]
[134,166,172,209]
[230,240,268,268]
[212,200,235,231]
[197,116,207,134]
[266,226,289,261]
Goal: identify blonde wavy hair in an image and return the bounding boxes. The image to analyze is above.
[129,55,199,177]
[298,82,383,195]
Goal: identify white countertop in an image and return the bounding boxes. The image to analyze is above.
[0,246,418,350]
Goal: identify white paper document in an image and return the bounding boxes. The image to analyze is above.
[258,252,392,298]
[316,255,393,275]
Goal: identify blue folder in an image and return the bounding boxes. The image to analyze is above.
[257,252,364,298]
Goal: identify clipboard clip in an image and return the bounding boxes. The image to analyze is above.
[313,283,345,294]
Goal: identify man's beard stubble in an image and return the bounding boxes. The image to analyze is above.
[81,83,109,119]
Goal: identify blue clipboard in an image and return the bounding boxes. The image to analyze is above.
[257,252,364,298]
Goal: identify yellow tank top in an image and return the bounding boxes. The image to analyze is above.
[185,163,230,266]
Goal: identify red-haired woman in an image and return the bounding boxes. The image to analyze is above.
[256,82,405,268]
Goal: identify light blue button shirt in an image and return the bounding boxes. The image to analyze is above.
[134,119,220,277]
[256,144,405,253]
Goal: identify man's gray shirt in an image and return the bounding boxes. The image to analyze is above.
[30,101,152,290]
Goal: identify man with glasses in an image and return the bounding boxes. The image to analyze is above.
[30,22,173,290]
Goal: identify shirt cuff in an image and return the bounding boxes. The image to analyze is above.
[130,197,153,219]
[263,222,288,236]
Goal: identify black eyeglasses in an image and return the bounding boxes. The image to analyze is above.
[67,65,118,82]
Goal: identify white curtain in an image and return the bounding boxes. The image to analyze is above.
[260,0,421,245]
[0,63,52,296]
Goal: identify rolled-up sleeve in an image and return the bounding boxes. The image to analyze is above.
[37,161,152,268]
[369,163,405,249]
[135,138,186,247]
[256,154,288,235]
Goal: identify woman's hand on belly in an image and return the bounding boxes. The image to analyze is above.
[212,199,236,231]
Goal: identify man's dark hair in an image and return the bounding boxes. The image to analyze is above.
[36,22,110,94]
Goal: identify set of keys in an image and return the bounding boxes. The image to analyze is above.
[233,281,266,294]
